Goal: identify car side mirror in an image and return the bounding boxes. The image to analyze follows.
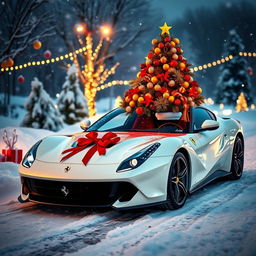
[201,120,219,131]
[80,119,91,131]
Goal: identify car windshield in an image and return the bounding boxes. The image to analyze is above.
[87,108,189,133]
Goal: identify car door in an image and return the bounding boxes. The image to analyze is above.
[191,107,226,183]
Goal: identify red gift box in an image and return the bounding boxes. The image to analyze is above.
[1,149,23,164]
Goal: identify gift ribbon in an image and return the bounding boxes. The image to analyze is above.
[61,131,120,166]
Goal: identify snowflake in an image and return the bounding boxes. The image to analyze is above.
[225,2,232,8]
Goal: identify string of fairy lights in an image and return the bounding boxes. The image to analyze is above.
[0,49,255,91]
[0,46,87,72]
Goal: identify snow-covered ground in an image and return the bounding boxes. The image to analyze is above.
[0,106,255,256]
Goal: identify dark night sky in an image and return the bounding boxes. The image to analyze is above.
[153,0,256,22]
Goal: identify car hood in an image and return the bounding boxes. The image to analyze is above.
[36,131,185,165]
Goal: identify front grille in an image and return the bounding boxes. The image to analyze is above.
[22,177,138,207]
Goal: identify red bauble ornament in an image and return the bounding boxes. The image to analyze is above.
[148,52,154,59]
[164,37,170,42]
[176,47,181,53]
[158,42,164,48]
[247,67,253,75]
[150,104,156,111]
[192,81,199,87]
[170,60,178,67]
[140,63,146,69]
[174,99,181,106]
[17,75,25,83]
[178,55,183,60]
[136,107,144,115]
[44,50,52,59]
[184,75,191,81]
[153,60,160,66]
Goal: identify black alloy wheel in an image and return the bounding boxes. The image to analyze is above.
[230,136,244,180]
[162,152,189,210]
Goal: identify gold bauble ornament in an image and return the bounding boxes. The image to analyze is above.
[170,48,177,53]
[172,54,178,60]
[197,87,202,94]
[168,80,175,87]
[163,92,170,98]
[183,81,190,88]
[126,106,132,112]
[151,76,158,84]
[152,38,159,45]
[179,63,186,70]
[129,101,136,107]
[125,96,131,103]
[148,66,154,73]
[163,64,169,71]
[154,84,161,91]
[168,96,175,102]
[173,38,180,44]
[147,82,154,89]
[132,94,139,101]
[138,97,145,103]
[138,85,145,91]
[170,41,176,47]
[154,47,161,54]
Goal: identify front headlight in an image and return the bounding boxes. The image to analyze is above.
[116,143,160,173]
[22,140,42,168]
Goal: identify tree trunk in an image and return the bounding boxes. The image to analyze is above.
[86,89,96,117]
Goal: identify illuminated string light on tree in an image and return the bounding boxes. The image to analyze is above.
[72,24,129,117]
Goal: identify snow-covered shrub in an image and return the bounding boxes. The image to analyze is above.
[57,64,87,124]
[215,29,253,105]
[21,77,64,131]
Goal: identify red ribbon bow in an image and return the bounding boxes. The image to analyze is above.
[61,131,120,166]
[157,72,169,82]
[142,95,154,107]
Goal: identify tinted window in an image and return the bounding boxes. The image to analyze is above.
[87,108,189,133]
[193,108,213,130]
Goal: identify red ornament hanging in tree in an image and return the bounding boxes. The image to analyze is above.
[17,75,25,83]
[44,50,52,59]
[247,67,253,76]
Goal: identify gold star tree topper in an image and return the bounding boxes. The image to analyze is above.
[159,22,172,35]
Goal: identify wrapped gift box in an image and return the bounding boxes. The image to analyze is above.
[1,149,23,164]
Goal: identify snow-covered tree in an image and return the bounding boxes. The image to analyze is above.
[21,78,63,131]
[215,29,253,105]
[57,65,88,124]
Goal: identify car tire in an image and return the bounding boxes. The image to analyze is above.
[161,152,189,210]
[229,136,244,180]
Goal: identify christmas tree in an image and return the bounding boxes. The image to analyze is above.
[57,65,88,124]
[215,29,253,105]
[21,78,64,131]
[122,23,204,116]
[236,92,248,112]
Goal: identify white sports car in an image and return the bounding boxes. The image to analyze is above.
[19,107,244,210]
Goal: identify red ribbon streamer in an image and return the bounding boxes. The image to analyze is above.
[60,131,120,166]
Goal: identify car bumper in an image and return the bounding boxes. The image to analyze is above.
[19,156,171,209]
